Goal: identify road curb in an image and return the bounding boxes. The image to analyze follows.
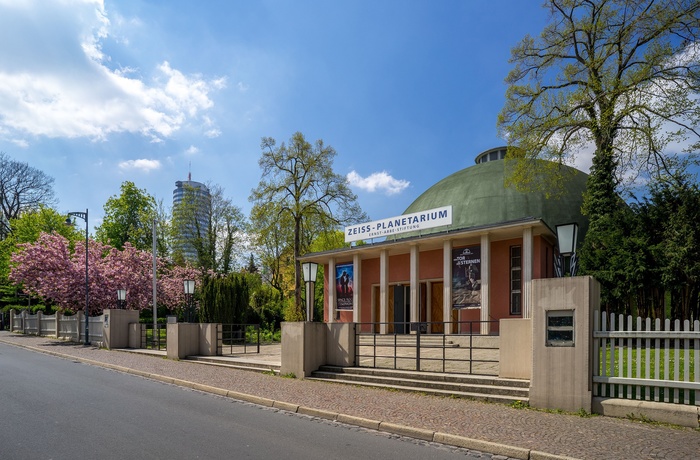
[0,337,581,460]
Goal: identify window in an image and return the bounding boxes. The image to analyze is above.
[546,310,575,346]
[510,246,522,315]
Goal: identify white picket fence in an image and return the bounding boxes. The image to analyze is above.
[11,310,104,345]
[592,311,700,406]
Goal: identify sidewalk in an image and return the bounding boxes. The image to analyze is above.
[1,331,698,460]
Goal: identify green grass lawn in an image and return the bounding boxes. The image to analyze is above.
[597,344,697,381]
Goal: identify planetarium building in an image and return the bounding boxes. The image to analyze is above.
[299,147,589,334]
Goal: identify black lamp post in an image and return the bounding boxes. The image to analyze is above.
[117,289,126,309]
[301,262,318,322]
[555,222,579,277]
[183,279,195,322]
[66,209,89,345]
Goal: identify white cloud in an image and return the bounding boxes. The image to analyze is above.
[185,145,199,155]
[0,1,224,144]
[347,170,410,195]
[118,158,161,172]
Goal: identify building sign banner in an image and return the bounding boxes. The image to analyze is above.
[452,246,481,309]
[335,263,354,310]
[344,206,452,243]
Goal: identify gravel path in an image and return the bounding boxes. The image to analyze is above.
[2,331,698,460]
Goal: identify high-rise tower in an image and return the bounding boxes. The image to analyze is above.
[172,173,210,262]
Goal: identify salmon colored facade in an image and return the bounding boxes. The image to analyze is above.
[301,147,589,335]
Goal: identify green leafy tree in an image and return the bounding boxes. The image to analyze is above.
[250,132,368,320]
[96,181,158,251]
[199,273,250,324]
[0,207,79,313]
[499,0,700,315]
[499,0,700,193]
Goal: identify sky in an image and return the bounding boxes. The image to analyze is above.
[0,0,566,232]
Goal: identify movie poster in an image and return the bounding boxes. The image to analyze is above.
[335,263,354,310]
[452,246,481,309]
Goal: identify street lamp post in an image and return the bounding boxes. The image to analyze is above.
[301,262,318,322]
[555,222,579,277]
[117,289,126,309]
[183,279,195,323]
[66,209,89,345]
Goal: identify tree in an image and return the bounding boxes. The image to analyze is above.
[248,201,294,301]
[96,181,158,251]
[498,0,700,313]
[8,232,206,315]
[209,184,246,274]
[498,0,700,196]
[0,207,80,312]
[0,152,56,239]
[250,132,368,319]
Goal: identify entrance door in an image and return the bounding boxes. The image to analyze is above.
[393,285,409,334]
[431,282,444,333]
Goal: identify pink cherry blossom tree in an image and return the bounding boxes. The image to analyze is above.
[9,231,207,315]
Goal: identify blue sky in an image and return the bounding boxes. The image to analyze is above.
[0,0,566,231]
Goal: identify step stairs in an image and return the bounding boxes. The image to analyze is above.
[308,365,529,405]
[186,356,281,375]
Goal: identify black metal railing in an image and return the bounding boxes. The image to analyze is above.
[143,324,167,350]
[220,324,260,355]
[354,320,499,375]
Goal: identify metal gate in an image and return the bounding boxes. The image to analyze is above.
[355,321,499,375]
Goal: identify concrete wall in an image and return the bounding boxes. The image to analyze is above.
[167,323,201,360]
[281,322,356,378]
[499,319,532,380]
[102,309,139,350]
[530,276,599,413]
[199,323,219,356]
[128,323,143,348]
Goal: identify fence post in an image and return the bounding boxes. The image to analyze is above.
[76,311,84,343]
[22,310,27,334]
[56,312,62,339]
[36,311,43,336]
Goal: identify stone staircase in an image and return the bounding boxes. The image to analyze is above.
[308,365,529,405]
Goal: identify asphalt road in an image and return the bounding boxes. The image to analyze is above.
[0,342,486,460]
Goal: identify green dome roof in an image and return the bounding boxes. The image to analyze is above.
[401,156,589,238]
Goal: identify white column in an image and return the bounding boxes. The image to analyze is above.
[353,253,361,323]
[410,245,420,329]
[480,233,491,335]
[523,226,533,319]
[380,250,389,334]
[443,239,452,334]
[328,258,336,323]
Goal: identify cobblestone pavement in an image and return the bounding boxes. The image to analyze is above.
[2,331,699,460]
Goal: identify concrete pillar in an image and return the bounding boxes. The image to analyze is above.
[380,250,389,334]
[530,276,599,413]
[353,253,361,323]
[328,257,336,323]
[166,323,201,360]
[410,244,420,326]
[102,309,139,349]
[480,233,491,334]
[280,322,356,378]
[443,239,452,333]
[523,226,533,319]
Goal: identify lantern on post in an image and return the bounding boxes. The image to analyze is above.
[555,222,579,277]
